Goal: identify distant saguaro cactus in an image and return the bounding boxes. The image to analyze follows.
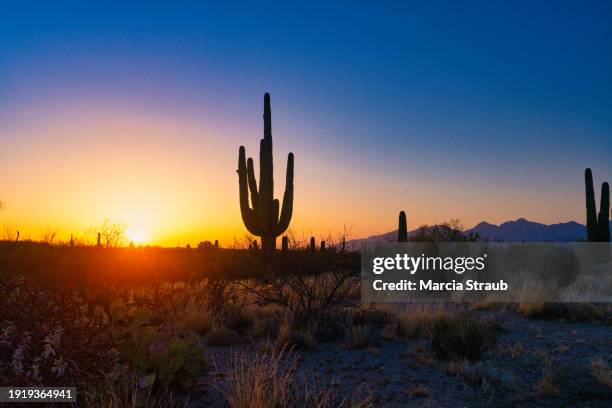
[310,236,315,252]
[96,232,101,247]
[237,93,294,259]
[214,239,219,249]
[320,240,326,251]
[585,168,610,242]
[398,211,408,242]
[281,236,289,253]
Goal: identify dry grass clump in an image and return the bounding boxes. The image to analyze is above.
[206,326,242,346]
[430,313,496,360]
[409,385,430,398]
[246,305,284,338]
[83,375,187,408]
[537,375,560,396]
[381,321,398,341]
[179,302,214,335]
[221,345,334,408]
[396,303,449,339]
[591,358,612,388]
[343,325,373,350]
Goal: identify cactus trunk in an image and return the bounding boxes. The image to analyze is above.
[585,168,610,242]
[585,169,598,241]
[398,211,408,242]
[598,182,610,242]
[237,93,294,260]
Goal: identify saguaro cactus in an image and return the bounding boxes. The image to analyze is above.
[398,211,408,242]
[238,93,294,258]
[585,168,610,242]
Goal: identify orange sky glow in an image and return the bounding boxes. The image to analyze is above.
[0,101,593,247]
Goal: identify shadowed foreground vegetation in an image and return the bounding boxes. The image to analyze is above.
[0,236,610,406]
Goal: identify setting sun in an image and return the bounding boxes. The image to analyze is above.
[126,226,148,244]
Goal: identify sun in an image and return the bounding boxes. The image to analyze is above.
[126,226,148,244]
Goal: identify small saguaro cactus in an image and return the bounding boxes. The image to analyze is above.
[69,234,75,247]
[310,236,316,252]
[237,93,294,259]
[398,211,408,242]
[320,240,326,251]
[214,240,219,248]
[281,236,289,252]
[585,168,610,242]
[96,232,101,247]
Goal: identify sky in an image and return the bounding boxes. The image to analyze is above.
[1,1,611,246]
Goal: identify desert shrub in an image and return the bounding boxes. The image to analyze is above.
[313,308,352,342]
[430,313,496,360]
[247,305,284,338]
[344,326,374,350]
[381,321,399,341]
[277,322,316,350]
[397,304,448,339]
[239,271,358,334]
[179,302,214,335]
[517,301,610,322]
[0,278,118,387]
[206,326,242,346]
[109,298,206,390]
[409,385,429,398]
[591,358,612,389]
[460,361,514,390]
[537,362,562,397]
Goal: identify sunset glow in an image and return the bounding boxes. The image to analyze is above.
[126,225,148,245]
[1,2,610,247]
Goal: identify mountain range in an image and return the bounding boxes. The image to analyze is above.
[349,218,612,247]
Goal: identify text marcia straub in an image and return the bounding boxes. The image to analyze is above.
[372,279,509,291]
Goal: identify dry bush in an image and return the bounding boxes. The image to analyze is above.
[591,358,612,388]
[381,321,398,341]
[221,345,334,408]
[409,385,430,397]
[206,326,242,346]
[0,278,118,387]
[344,326,373,350]
[459,361,514,393]
[179,302,214,335]
[246,304,284,339]
[239,271,358,338]
[430,313,496,360]
[277,321,316,350]
[396,303,449,339]
[537,375,560,396]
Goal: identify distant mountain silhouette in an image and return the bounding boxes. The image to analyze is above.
[465,218,587,242]
[349,218,611,248]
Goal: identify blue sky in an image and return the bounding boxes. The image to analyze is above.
[1,1,611,242]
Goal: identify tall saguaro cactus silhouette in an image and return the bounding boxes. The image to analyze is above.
[585,168,610,242]
[237,93,294,258]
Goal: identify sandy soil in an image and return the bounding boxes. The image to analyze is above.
[191,311,611,407]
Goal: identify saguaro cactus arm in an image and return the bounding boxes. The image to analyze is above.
[277,152,294,234]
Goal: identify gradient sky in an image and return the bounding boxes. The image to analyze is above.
[1,1,611,246]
